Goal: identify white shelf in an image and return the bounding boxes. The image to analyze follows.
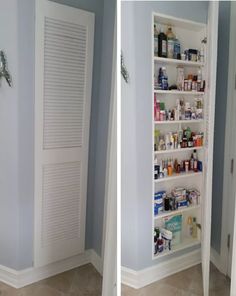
[154,56,204,67]
[154,171,202,183]
[153,237,200,259]
[154,204,201,220]
[154,90,205,95]
[155,119,204,125]
[153,12,206,32]
[154,146,203,155]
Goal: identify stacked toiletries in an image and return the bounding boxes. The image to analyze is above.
[154,66,205,92]
[154,214,200,255]
[154,24,205,63]
[176,67,205,92]
[154,127,203,152]
[154,187,200,216]
[154,150,202,180]
[154,97,203,121]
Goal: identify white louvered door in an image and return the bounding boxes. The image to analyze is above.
[35,0,94,267]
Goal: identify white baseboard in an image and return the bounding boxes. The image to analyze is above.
[210,247,226,275]
[90,249,103,275]
[0,249,102,289]
[122,249,201,289]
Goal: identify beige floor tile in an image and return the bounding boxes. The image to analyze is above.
[40,269,75,293]
[0,282,18,296]
[121,285,140,296]
[69,264,102,295]
[122,263,230,296]
[18,284,63,296]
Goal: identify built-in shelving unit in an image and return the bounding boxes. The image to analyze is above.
[154,146,203,155]
[155,119,204,125]
[154,56,205,67]
[154,171,202,183]
[154,204,201,220]
[154,90,205,95]
[152,12,207,261]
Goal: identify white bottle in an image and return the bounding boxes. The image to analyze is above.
[197,68,202,81]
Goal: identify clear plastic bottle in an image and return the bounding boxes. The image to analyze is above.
[166,27,175,59]
[192,217,197,238]
[187,216,193,237]
[174,36,181,59]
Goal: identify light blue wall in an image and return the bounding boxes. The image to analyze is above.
[0,0,20,269]
[121,1,208,270]
[92,0,116,255]
[17,0,35,269]
[211,1,231,253]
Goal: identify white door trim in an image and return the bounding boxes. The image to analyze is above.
[201,2,219,295]
[220,1,236,279]
[227,3,236,295]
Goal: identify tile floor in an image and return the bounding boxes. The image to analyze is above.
[0,264,102,296]
[122,263,230,296]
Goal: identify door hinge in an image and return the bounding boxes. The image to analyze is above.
[235,74,236,89]
[231,159,234,174]
[227,234,230,249]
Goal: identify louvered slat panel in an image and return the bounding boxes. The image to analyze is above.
[42,162,81,247]
[43,17,87,149]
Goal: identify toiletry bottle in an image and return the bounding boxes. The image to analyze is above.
[192,217,197,238]
[193,149,198,172]
[166,27,175,59]
[185,160,189,173]
[154,94,157,120]
[158,67,163,89]
[161,67,168,90]
[197,68,202,82]
[200,38,206,63]
[197,68,202,93]
[158,28,167,57]
[187,216,193,237]
[154,157,158,179]
[157,232,164,253]
[174,36,181,59]
[156,100,160,121]
[190,154,194,171]
[154,24,159,57]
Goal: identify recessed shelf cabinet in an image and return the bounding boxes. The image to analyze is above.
[151,8,218,295]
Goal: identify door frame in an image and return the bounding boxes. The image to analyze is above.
[220,1,236,279]
[101,14,117,296]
